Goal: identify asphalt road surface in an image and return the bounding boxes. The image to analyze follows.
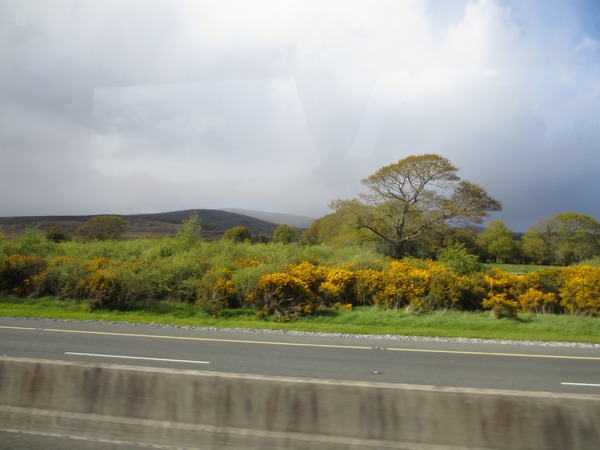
[1,316,599,394]
[2,316,599,449]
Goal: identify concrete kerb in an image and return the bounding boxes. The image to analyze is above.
[0,357,598,449]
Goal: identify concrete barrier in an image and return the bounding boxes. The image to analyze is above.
[0,357,598,449]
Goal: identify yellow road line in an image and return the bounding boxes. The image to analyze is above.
[43,328,373,350]
[385,347,600,360]
[2,325,599,360]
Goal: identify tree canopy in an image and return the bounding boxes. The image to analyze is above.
[331,154,502,258]
[222,226,252,242]
[477,221,517,263]
[273,224,298,244]
[75,215,129,241]
[522,212,600,265]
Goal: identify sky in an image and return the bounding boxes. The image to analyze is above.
[1,0,599,231]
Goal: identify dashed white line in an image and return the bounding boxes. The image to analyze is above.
[65,352,210,364]
[560,382,600,387]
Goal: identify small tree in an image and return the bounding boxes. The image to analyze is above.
[477,221,517,263]
[44,226,70,243]
[176,212,202,248]
[75,215,129,241]
[273,224,298,244]
[222,226,252,242]
[438,242,483,275]
[19,225,54,255]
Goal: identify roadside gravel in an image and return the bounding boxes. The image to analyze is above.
[4,316,599,348]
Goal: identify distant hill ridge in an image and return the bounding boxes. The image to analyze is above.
[0,209,315,239]
[219,208,315,229]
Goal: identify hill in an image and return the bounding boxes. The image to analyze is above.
[0,209,313,240]
[219,208,315,229]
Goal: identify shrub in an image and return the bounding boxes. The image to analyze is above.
[84,257,153,311]
[247,273,315,321]
[196,266,236,316]
[287,261,327,294]
[483,293,519,319]
[483,269,526,318]
[373,261,430,309]
[85,266,128,311]
[438,242,483,275]
[353,268,385,306]
[222,226,252,243]
[40,257,91,299]
[318,267,356,306]
[0,254,48,295]
[559,266,600,316]
[18,225,55,256]
[232,264,275,306]
[273,224,298,244]
[417,265,463,311]
[519,288,558,314]
[75,215,130,242]
[44,226,70,243]
[145,257,208,302]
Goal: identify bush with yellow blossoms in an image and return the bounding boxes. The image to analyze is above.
[196,266,236,317]
[317,267,356,306]
[482,269,526,318]
[373,261,431,309]
[558,266,600,316]
[0,254,47,295]
[247,272,315,321]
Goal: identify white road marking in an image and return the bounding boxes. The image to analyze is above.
[65,352,210,364]
[560,382,600,387]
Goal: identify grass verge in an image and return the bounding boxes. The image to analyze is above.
[1,295,598,344]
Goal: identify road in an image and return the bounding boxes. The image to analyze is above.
[1,316,599,394]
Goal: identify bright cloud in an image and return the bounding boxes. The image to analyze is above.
[1,0,599,230]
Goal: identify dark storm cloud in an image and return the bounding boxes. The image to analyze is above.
[1,0,599,230]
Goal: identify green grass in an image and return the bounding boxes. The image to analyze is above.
[1,296,597,344]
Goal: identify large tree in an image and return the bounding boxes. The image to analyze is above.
[331,154,502,258]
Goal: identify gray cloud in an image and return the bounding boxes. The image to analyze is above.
[1,0,599,231]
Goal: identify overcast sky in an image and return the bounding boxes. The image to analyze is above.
[1,0,599,231]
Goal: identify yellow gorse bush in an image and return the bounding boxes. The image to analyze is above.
[287,261,327,293]
[317,267,355,305]
[247,272,315,321]
[196,266,236,317]
[372,261,431,309]
[519,288,558,313]
[483,269,526,318]
[353,268,386,306]
[0,254,47,295]
[559,266,600,316]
